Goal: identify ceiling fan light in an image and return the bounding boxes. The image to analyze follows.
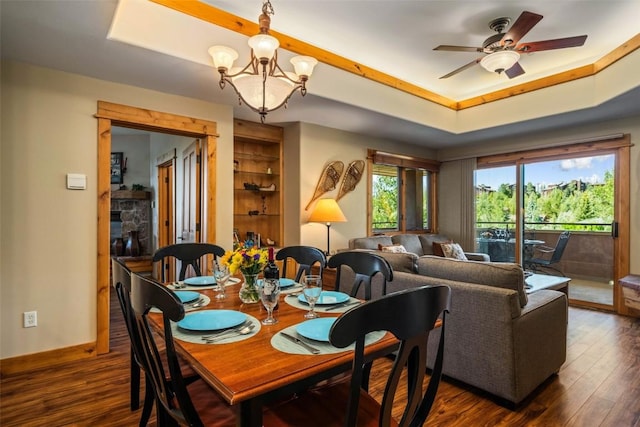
[480,51,520,74]
[290,56,318,78]
[248,34,279,61]
[208,46,238,71]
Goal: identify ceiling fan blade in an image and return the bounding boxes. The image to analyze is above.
[433,45,483,53]
[439,58,482,79]
[516,35,588,53]
[501,11,543,47]
[505,62,525,79]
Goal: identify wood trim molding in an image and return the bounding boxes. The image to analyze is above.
[1,343,96,377]
[95,101,218,355]
[151,0,639,111]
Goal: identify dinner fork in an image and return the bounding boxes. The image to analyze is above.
[204,324,255,343]
[201,320,251,340]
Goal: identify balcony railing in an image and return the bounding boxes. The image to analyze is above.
[475,222,613,281]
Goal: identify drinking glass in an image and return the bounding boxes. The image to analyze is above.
[213,263,230,300]
[301,274,322,319]
[259,278,280,325]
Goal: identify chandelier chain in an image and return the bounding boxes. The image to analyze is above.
[262,1,274,17]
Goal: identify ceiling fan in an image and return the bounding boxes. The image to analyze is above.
[434,11,587,79]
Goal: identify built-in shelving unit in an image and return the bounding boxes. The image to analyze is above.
[233,119,283,247]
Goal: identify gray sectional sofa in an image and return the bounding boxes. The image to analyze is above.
[340,233,568,404]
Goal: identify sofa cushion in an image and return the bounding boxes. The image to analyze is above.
[349,236,393,250]
[391,234,423,256]
[378,244,407,253]
[417,255,528,307]
[440,242,468,260]
[418,234,452,256]
[374,251,418,273]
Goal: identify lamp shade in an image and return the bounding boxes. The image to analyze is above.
[308,199,347,223]
[480,51,520,74]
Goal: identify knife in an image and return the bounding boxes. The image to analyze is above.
[280,332,321,354]
[324,300,360,311]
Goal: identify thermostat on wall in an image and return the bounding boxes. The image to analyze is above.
[66,173,87,190]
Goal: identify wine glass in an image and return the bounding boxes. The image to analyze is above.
[301,275,322,319]
[213,262,230,300]
[259,278,281,325]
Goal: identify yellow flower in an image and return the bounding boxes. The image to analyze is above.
[221,244,268,275]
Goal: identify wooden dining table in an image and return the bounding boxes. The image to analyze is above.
[147,278,399,427]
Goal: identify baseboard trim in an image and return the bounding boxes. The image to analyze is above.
[0,342,97,377]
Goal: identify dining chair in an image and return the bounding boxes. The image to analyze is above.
[152,242,225,282]
[128,272,237,426]
[111,258,154,426]
[327,251,393,301]
[526,231,571,276]
[275,245,327,281]
[263,284,452,427]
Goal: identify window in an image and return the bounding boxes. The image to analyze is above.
[368,150,439,234]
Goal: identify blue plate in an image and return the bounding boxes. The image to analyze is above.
[296,318,337,342]
[279,278,296,288]
[174,291,200,304]
[184,276,216,286]
[177,310,247,331]
[298,290,350,306]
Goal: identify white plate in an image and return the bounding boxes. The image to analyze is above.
[296,318,337,342]
[177,310,247,331]
[184,276,216,286]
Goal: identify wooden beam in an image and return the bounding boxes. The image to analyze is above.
[151,1,639,112]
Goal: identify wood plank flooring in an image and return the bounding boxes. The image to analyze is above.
[1,290,639,426]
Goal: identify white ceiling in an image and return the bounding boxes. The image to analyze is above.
[2,0,639,149]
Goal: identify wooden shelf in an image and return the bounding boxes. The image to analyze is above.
[233,119,283,245]
[111,190,151,200]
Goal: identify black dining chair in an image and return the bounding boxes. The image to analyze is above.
[275,245,327,281]
[526,231,571,276]
[263,284,452,427]
[327,251,393,301]
[128,272,237,426]
[112,258,154,426]
[152,243,225,282]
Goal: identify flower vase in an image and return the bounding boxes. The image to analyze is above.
[125,230,141,256]
[239,273,260,304]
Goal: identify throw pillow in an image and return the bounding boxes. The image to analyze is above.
[378,244,408,254]
[440,242,468,260]
[432,241,452,257]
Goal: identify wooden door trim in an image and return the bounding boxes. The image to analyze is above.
[96,101,218,354]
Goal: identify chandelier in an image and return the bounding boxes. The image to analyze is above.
[208,1,318,122]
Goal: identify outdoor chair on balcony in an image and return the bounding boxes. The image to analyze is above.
[525,231,571,276]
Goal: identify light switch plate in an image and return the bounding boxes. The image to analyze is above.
[67,173,86,190]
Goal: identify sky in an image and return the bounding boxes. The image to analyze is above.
[476,154,614,191]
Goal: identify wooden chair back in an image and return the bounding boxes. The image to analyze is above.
[275,245,327,281]
[330,285,451,427]
[327,251,393,300]
[152,243,225,282]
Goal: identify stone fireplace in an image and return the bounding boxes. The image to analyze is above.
[110,190,152,256]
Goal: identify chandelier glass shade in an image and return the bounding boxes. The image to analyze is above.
[208,1,317,122]
[480,51,520,74]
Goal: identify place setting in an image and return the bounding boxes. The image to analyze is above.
[284,275,361,314]
[168,274,241,291]
[171,309,260,345]
[151,290,211,313]
[271,317,386,355]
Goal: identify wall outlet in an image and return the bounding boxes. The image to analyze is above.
[23,311,37,328]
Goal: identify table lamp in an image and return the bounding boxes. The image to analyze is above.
[308,198,347,255]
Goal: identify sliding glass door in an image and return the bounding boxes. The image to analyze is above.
[475,147,619,310]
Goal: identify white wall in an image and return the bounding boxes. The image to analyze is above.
[295,123,437,253]
[112,133,151,190]
[0,61,234,359]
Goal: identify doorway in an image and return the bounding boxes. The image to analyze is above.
[96,101,219,354]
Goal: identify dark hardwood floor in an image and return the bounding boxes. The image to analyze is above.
[1,290,639,426]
